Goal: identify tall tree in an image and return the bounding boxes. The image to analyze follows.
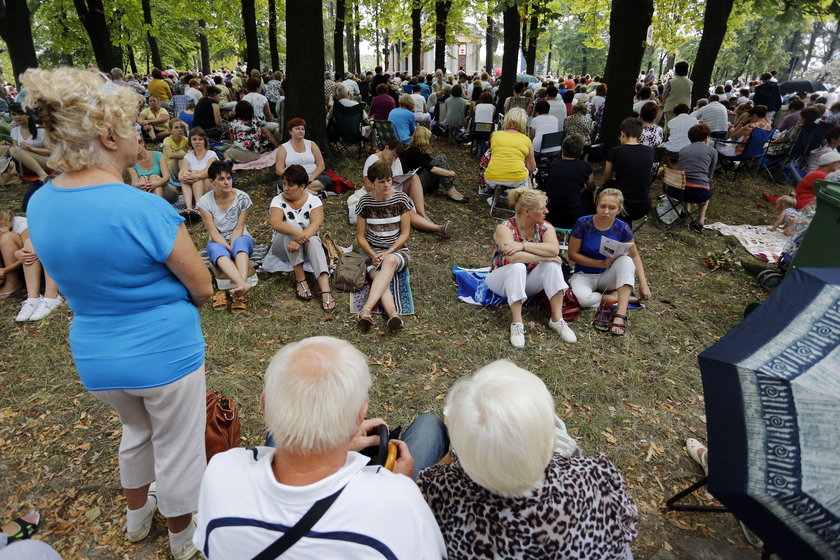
[73,0,121,71]
[241,0,260,71]
[801,21,820,74]
[354,0,360,73]
[141,0,162,70]
[412,2,422,75]
[497,2,520,113]
[0,0,38,84]
[525,11,538,74]
[434,0,452,71]
[485,10,494,72]
[689,0,734,105]
[600,0,654,147]
[198,19,211,75]
[334,0,345,75]
[286,0,328,148]
[345,1,356,75]
[823,21,838,63]
[268,0,280,71]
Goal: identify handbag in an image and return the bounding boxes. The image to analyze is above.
[0,156,21,186]
[205,390,240,462]
[332,251,367,292]
[320,232,343,272]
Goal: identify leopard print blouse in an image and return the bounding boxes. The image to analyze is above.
[416,453,638,559]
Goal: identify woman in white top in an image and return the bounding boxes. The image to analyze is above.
[274,117,335,195]
[0,103,53,183]
[361,140,450,236]
[178,127,218,214]
[529,100,561,154]
[269,164,335,313]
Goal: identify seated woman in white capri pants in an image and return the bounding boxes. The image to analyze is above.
[485,187,577,349]
[567,188,651,336]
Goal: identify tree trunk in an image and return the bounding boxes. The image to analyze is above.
[412,4,422,75]
[286,0,329,150]
[333,0,345,75]
[689,0,735,106]
[520,14,528,56]
[345,9,356,76]
[525,12,538,75]
[198,20,211,75]
[485,10,494,72]
[141,0,162,70]
[497,4,519,113]
[241,0,260,72]
[354,1,360,73]
[783,30,802,81]
[0,0,38,84]
[601,0,654,147]
[73,0,119,71]
[268,0,280,71]
[383,29,390,70]
[802,22,821,75]
[126,40,137,75]
[823,21,838,64]
[434,1,452,72]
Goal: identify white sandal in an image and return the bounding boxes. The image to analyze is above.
[685,438,709,476]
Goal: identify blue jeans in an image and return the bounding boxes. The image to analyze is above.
[264,413,449,480]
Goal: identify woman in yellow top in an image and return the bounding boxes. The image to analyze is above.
[138,96,171,142]
[484,108,535,200]
[163,120,189,184]
[147,68,172,106]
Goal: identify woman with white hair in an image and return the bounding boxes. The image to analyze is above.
[21,67,212,560]
[485,186,576,348]
[417,359,638,559]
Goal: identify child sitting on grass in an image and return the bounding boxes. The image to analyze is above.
[769,195,798,235]
[355,161,412,331]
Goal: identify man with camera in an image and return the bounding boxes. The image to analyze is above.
[193,336,447,559]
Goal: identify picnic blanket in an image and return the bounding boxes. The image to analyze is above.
[350,268,414,315]
[703,223,789,263]
[232,148,279,171]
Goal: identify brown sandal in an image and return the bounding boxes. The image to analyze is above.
[358,308,374,329]
[211,290,228,311]
[231,297,248,314]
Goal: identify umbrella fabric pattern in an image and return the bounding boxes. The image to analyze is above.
[699,267,840,560]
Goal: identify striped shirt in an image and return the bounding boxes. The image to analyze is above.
[355,192,413,251]
[690,101,729,133]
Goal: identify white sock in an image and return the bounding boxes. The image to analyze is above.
[169,518,195,550]
[126,498,151,525]
[24,297,40,304]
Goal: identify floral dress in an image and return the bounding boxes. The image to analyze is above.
[640,124,663,147]
[229,117,268,153]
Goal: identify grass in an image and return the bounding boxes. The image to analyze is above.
[0,138,781,559]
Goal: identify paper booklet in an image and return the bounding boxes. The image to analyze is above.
[599,236,634,258]
[392,167,420,185]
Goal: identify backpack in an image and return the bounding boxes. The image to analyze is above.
[332,251,367,292]
[0,156,21,186]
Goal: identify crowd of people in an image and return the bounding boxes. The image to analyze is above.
[1,57,835,558]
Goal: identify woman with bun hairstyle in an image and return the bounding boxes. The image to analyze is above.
[485,187,577,349]
[21,67,212,560]
[568,188,651,336]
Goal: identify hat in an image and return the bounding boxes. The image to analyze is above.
[818,151,840,166]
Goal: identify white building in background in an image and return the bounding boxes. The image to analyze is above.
[388,32,487,75]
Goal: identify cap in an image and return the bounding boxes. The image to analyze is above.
[818,150,840,166]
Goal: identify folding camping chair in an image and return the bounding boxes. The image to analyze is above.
[330,102,367,157]
[656,167,699,229]
[534,131,565,189]
[712,128,775,179]
[372,120,398,151]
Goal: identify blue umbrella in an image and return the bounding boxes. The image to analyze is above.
[698,267,840,559]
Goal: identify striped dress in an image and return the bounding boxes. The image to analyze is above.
[355,191,413,269]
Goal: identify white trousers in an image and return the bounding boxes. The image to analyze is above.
[93,365,206,517]
[569,255,636,308]
[485,261,568,306]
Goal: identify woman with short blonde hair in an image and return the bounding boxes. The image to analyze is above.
[21,67,212,560]
[401,127,468,203]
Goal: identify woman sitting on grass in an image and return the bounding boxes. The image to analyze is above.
[197,160,253,313]
[162,119,189,185]
[568,188,651,336]
[128,134,173,201]
[0,103,54,186]
[401,127,469,203]
[485,187,576,349]
[268,164,335,313]
[178,127,218,216]
[355,161,412,331]
[224,100,279,164]
[137,95,171,142]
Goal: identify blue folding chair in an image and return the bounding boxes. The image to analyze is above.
[712,127,775,179]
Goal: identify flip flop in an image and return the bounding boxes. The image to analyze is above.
[295,279,312,301]
[321,291,337,313]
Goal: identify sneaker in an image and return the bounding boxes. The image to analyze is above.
[548,317,578,343]
[126,482,158,542]
[15,298,41,322]
[28,295,63,321]
[169,517,198,560]
[510,322,525,348]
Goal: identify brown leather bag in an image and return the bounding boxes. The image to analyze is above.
[205,390,240,462]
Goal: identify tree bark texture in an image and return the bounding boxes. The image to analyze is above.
[141,0,162,70]
[268,0,280,71]
[333,0,345,75]
[73,0,119,72]
[198,19,211,75]
[497,4,520,113]
[354,1,360,73]
[823,21,838,63]
[485,12,494,72]
[285,0,329,150]
[345,16,356,76]
[412,5,422,75]
[802,22,820,75]
[525,12,538,75]
[0,0,38,84]
[689,0,734,105]
[241,0,261,72]
[434,0,452,72]
[601,0,654,147]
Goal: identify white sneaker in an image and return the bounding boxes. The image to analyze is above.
[169,517,198,560]
[549,317,578,343]
[28,295,63,322]
[510,322,525,348]
[15,298,41,322]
